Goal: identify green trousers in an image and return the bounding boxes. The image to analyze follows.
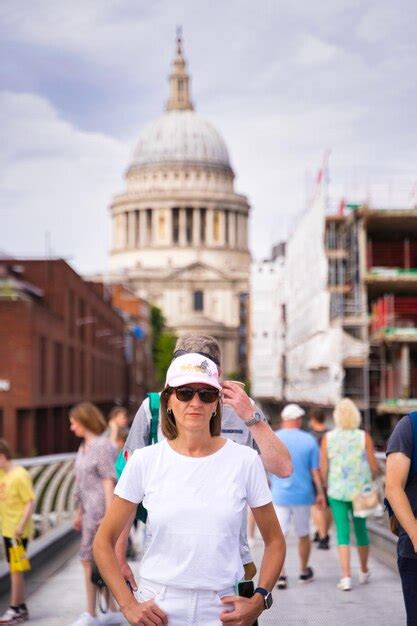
[328,496,369,546]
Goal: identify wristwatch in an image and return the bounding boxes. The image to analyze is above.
[254,587,273,609]
[244,410,263,427]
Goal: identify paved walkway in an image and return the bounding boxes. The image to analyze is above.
[1,530,406,625]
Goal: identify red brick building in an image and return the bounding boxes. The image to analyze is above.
[0,259,150,456]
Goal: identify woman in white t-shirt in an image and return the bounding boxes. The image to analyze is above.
[94,353,285,626]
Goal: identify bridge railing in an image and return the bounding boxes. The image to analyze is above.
[0,453,77,563]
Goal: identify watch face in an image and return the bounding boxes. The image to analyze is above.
[265,592,273,609]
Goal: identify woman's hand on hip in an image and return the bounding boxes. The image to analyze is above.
[220,594,263,625]
[122,597,168,626]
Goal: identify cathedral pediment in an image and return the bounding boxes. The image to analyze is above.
[166,262,230,282]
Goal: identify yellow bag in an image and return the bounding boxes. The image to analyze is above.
[9,540,31,573]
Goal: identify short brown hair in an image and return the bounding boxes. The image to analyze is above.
[160,388,222,440]
[70,402,107,435]
[0,439,12,460]
[174,335,221,368]
[310,409,326,424]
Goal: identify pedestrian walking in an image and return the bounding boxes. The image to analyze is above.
[385,411,417,625]
[270,404,326,589]
[115,334,292,590]
[308,409,332,550]
[320,398,379,591]
[106,407,129,451]
[0,439,34,625]
[69,403,123,626]
[94,352,285,625]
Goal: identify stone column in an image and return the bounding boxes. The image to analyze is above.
[179,207,187,246]
[117,213,127,249]
[128,211,136,248]
[236,212,241,249]
[207,208,214,246]
[139,209,147,247]
[193,207,201,246]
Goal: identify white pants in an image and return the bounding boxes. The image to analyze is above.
[274,504,311,537]
[138,578,235,626]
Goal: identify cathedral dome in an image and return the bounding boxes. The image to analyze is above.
[131,110,230,169]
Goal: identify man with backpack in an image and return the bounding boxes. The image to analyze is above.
[385,412,417,625]
[115,334,292,591]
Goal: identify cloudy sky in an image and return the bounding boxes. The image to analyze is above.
[1,0,416,273]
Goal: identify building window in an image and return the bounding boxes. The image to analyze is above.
[146,209,152,243]
[54,342,63,395]
[172,207,180,243]
[39,336,47,396]
[200,208,206,243]
[225,210,229,245]
[135,210,140,246]
[194,291,204,311]
[186,208,193,244]
[68,346,75,394]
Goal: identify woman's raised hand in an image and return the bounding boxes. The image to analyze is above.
[122,597,168,626]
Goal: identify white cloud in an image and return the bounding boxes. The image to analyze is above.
[0,91,129,273]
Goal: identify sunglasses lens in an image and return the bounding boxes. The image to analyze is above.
[174,387,219,403]
[175,387,195,402]
[198,390,219,403]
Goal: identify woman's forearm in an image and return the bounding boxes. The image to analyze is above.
[250,421,292,477]
[256,535,286,590]
[93,526,136,611]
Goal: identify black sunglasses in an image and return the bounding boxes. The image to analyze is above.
[170,386,220,404]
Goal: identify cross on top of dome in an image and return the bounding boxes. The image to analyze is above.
[166,26,194,112]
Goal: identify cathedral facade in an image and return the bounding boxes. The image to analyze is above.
[109,34,250,373]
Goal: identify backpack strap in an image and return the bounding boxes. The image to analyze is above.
[147,392,160,445]
[409,411,417,476]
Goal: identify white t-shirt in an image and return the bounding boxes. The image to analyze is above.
[114,438,271,590]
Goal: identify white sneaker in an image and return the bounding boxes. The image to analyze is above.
[70,613,100,626]
[359,570,371,584]
[98,611,125,625]
[337,577,352,591]
[0,607,23,624]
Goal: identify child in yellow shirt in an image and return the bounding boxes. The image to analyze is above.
[0,439,34,624]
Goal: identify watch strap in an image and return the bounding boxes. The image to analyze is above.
[244,411,262,427]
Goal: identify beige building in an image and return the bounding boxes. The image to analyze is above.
[108,33,250,373]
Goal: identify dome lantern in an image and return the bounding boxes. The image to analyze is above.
[166,26,194,112]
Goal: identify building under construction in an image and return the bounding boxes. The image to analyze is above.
[325,205,417,443]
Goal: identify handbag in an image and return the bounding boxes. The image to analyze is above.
[91,560,108,614]
[353,482,380,518]
[8,539,31,573]
[91,560,106,588]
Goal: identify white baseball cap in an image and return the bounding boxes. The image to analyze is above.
[281,403,305,420]
[165,353,222,390]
